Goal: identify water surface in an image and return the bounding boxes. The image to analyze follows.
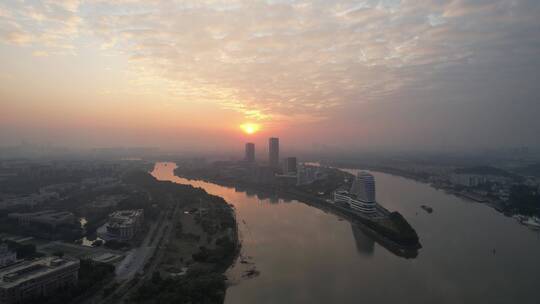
[151,162,540,304]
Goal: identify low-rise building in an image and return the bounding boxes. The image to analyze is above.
[39,183,79,195]
[99,209,144,240]
[297,164,327,185]
[0,257,79,303]
[8,210,76,228]
[450,172,510,188]
[0,245,16,267]
[0,193,59,210]
[81,177,120,189]
[90,195,127,209]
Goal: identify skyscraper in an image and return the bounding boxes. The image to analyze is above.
[245,142,255,162]
[285,157,297,174]
[269,137,279,167]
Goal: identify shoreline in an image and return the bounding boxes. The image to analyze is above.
[334,164,510,213]
[173,168,421,259]
[119,169,242,304]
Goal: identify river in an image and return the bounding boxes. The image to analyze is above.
[151,162,540,304]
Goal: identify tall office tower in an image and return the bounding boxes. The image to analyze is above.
[245,143,255,162]
[350,171,376,202]
[285,157,297,174]
[269,137,279,167]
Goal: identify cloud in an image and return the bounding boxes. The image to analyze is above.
[77,0,539,122]
[2,0,539,139]
[32,50,49,57]
[0,0,81,52]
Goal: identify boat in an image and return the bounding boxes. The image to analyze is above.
[420,205,433,214]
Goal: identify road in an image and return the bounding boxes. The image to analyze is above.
[114,201,181,303]
[114,207,169,280]
[79,194,179,304]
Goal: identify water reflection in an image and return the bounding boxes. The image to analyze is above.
[351,224,375,257]
[227,180,408,258]
[351,224,374,257]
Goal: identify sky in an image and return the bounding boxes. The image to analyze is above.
[1,0,539,153]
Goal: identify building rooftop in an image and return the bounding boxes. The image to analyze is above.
[8,210,75,225]
[0,257,79,289]
[109,209,143,228]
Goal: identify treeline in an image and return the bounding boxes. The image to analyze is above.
[133,236,236,304]
[122,170,214,210]
[123,170,239,304]
[507,185,540,216]
[132,268,227,304]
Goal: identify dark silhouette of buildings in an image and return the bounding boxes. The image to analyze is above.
[269,137,279,167]
[245,142,255,162]
[285,157,297,174]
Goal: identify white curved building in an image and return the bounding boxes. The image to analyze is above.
[350,171,376,203]
[333,172,376,214]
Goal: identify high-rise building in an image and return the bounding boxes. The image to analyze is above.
[269,137,279,167]
[245,143,255,162]
[350,172,376,203]
[285,157,297,174]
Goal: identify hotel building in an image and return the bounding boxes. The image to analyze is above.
[333,171,376,214]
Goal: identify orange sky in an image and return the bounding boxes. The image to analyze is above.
[1,0,539,152]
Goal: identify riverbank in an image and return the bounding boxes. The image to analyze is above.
[153,162,540,304]
[173,166,421,258]
[320,161,516,217]
[115,170,240,304]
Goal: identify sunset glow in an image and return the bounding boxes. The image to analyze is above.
[240,123,260,135]
[0,0,538,151]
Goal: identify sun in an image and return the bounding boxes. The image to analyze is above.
[240,123,261,135]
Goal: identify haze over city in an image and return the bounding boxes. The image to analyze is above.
[2,2,540,304]
[1,0,539,153]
